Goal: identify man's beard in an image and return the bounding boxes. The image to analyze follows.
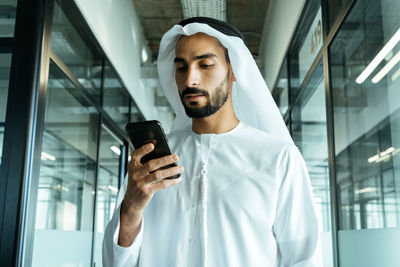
[179,71,230,118]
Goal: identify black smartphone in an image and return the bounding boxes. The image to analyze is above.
[126,120,180,179]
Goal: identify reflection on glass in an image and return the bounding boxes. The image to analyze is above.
[93,125,121,267]
[130,99,143,123]
[289,0,322,100]
[291,60,333,266]
[32,62,98,266]
[330,0,400,230]
[51,1,102,103]
[0,53,12,171]
[272,59,289,116]
[103,60,130,131]
[327,0,351,31]
[0,1,17,37]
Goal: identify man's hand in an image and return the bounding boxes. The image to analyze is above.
[118,143,184,247]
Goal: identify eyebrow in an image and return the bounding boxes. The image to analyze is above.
[174,53,217,63]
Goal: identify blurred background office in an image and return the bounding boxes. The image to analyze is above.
[0,0,399,266]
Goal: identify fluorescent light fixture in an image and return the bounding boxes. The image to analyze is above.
[108,185,118,193]
[380,147,395,157]
[369,147,397,163]
[142,47,149,63]
[41,152,56,161]
[391,66,400,81]
[110,145,121,156]
[368,154,379,163]
[61,186,69,192]
[372,50,400,83]
[356,187,377,194]
[356,28,400,84]
[376,154,391,162]
[53,184,69,192]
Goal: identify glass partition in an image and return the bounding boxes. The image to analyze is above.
[92,125,121,267]
[289,0,322,100]
[130,99,143,123]
[272,59,289,117]
[0,0,17,37]
[103,60,130,131]
[0,53,12,172]
[32,61,98,266]
[291,60,333,267]
[330,0,400,230]
[51,1,102,103]
[327,0,352,31]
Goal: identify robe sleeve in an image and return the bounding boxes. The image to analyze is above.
[102,175,143,267]
[273,145,322,267]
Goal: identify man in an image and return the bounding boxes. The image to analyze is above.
[103,17,320,267]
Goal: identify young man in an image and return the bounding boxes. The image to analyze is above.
[103,17,320,267]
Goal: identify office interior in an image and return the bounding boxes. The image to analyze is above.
[0,0,399,266]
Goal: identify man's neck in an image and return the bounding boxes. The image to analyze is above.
[191,102,239,135]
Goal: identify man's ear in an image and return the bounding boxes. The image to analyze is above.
[229,65,236,82]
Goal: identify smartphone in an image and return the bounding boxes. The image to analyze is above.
[126,120,180,179]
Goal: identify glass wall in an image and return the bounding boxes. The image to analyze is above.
[103,60,131,131]
[0,53,11,171]
[32,61,99,266]
[0,0,17,37]
[291,60,333,266]
[330,0,400,231]
[327,0,352,30]
[289,0,322,100]
[275,0,334,265]
[51,1,103,103]
[92,125,121,267]
[24,1,144,266]
[272,59,289,117]
[0,0,16,174]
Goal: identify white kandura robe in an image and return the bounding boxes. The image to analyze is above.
[102,122,321,267]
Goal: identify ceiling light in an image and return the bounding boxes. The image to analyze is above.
[142,47,149,63]
[356,28,400,84]
[108,185,118,193]
[110,145,121,156]
[368,154,379,163]
[380,147,395,157]
[371,50,400,83]
[391,66,400,81]
[41,151,56,161]
[355,187,377,194]
[368,147,397,163]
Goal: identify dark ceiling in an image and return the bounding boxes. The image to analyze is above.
[132,0,270,62]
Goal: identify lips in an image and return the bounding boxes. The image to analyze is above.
[185,94,204,100]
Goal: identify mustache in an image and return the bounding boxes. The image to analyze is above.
[181,87,209,98]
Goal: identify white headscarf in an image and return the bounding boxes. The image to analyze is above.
[157,17,292,143]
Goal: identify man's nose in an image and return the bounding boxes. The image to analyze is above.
[185,67,200,87]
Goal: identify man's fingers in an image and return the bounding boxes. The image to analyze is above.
[144,154,180,173]
[146,165,184,184]
[131,143,154,165]
[150,176,183,192]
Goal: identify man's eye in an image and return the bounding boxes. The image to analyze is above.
[201,64,213,69]
[176,66,187,72]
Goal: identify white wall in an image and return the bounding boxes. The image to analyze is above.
[74,0,174,130]
[260,0,306,89]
